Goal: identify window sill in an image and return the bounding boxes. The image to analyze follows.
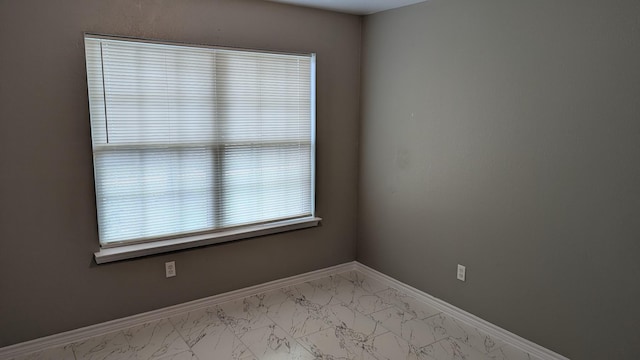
[94,217,321,264]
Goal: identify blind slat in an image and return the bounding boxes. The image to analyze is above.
[85,35,315,246]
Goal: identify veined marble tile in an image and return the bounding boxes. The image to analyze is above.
[419,337,492,360]
[338,288,391,316]
[215,296,275,337]
[155,350,200,360]
[237,289,290,315]
[168,307,223,348]
[337,271,390,294]
[238,323,315,360]
[423,313,506,354]
[72,331,136,360]
[306,274,345,294]
[321,303,388,344]
[370,307,446,348]
[11,344,76,360]
[489,344,539,360]
[263,291,334,338]
[369,305,418,333]
[188,323,254,360]
[169,305,254,359]
[298,302,392,359]
[123,318,190,359]
[375,288,441,320]
[285,282,337,307]
[258,282,342,339]
[309,275,392,315]
[367,331,429,360]
[297,327,378,360]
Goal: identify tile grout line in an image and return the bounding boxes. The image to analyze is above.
[367,276,507,356]
[355,262,567,359]
[235,295,277,360]
[360,275,496,356]
[182,271,499,359]
[302,272,394,359]
[165,315,201,360]
[278,272,377,359]
[232,329,258,360]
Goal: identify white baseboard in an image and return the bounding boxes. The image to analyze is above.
[1,261,568,360]
[354,262,569,360]
[0,262,357,360]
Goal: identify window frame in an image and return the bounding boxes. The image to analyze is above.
[84,34,320,264]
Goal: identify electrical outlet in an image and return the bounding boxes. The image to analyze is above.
[165,261,176,278]
[457,264,466,281]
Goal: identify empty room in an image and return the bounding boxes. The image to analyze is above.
[1,0,638,359]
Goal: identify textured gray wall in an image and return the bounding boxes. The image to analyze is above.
[358,0,640,359]
[0,0,360,346]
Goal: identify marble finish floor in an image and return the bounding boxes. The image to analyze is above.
[12,271,540,360]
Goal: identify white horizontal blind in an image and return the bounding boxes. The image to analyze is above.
[85,35,314,246]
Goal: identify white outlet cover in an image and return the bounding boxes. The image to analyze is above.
[165,261,176,278]
[457,264,466,281]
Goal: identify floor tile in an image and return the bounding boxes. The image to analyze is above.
[154,350,200,360]
[72,331,136,360]
[309,275,392,315]
[337,271,390,294]
[370,307,447,348]
[215,297,275,337]
[239,289,290,315]
[11,344,76,360]
[375,288,441,320]
[263,291,333,338]
[238,323,315,360]
[366,331,429,360]
[297,327,378,360]
[341,288,392,315]
[285,282,337,307]
[188,324,253,360]
[369,306,419,334]
[124,319,190,359]
[424,314,506,354]
[321,302,388,341]
[168,307,223,348]
[419,337,492,360]
[260,281,345,338]
[305,274,345,294]
[169,306,253,359]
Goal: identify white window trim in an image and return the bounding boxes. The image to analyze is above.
[85,34,319,263]
[94,216,321,264]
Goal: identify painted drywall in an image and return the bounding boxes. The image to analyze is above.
[358,0,640,359]
[0,0,360,346]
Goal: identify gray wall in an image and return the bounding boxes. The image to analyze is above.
[0,0,360,347]
[359,0,640,359]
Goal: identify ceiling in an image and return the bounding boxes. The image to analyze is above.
[265,0,428,15]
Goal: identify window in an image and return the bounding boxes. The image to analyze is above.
[84,35,318,263]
